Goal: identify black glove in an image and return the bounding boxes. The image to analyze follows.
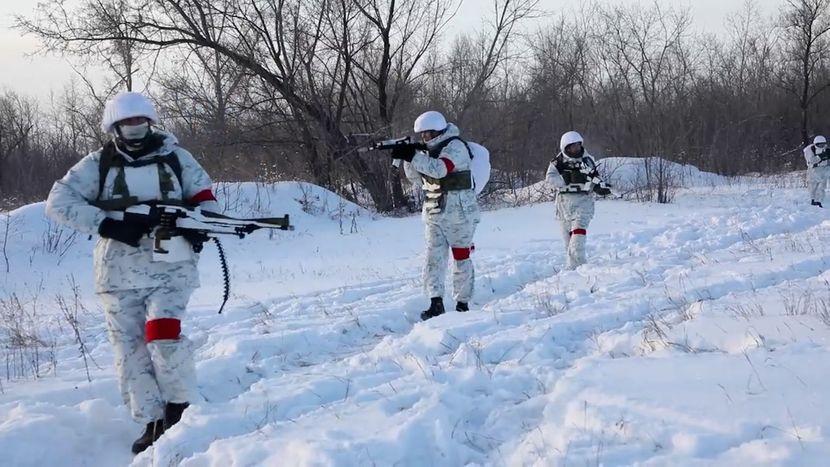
[181,230,210,253]
[566,170,588,185]
[391,145,416,162]
[593,184,612,196]
[123,209,162,230]
[98,218,151,247]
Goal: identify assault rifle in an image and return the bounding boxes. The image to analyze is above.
[99,201,294,313]
[347,134,427,167]
[355,135,427,154]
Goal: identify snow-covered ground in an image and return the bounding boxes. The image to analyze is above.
[1,173,830,466]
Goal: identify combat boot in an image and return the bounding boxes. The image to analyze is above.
[421,297,445,321]
[164,402,190,430]
[131,420,164,454]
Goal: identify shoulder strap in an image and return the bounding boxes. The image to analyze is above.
[582,156,596,170]
[97,142,119,201]
[96,144,184,200]
[165,150,184,190]
[429,136,473,159]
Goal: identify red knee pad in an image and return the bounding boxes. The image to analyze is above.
[145,318,181,343]
[452,246,472,260]
[570,228,587,236]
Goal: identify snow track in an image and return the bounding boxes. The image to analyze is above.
[2,181,830,466]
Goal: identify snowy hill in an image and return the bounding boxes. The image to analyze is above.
[492,156,729,206]
[2,175,830,466]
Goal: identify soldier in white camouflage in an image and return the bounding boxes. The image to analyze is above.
[46,92,220,454]
[804,135,830,207]
[546,131,612,270]
[398,111,480,320]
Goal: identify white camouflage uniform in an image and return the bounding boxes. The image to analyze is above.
[545,132,604,270]
[46,130,218,423]
[804,137,830,204]
[404,124,481,303]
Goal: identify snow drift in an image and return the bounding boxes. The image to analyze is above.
[2,172,830,466]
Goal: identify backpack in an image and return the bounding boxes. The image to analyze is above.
[431,136,491,195]
[467,142,491,195]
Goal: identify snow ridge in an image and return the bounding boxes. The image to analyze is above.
[2,178,830,466]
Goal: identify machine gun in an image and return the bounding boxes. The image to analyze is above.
[101,201,294,313]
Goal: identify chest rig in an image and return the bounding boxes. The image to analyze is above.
[421,137,474,213]
[554,153,597,193]
[93,137,185,211]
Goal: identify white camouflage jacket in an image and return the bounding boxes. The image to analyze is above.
[804,144,830,169]
[46,131,219,292]
[403,123,480,224]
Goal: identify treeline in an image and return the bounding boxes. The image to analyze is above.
[2,0,830,211]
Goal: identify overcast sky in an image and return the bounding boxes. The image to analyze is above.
[0,0,783,99]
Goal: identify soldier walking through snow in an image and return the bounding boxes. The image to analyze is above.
[46,92,220,454]
[804,135,830,208]
[394,111,481,320]
[545,131,611,270]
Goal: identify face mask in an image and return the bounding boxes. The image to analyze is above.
[117,122,150,143]
[564,143,583,158]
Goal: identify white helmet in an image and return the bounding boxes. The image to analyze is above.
[100,91,159,133]
[814,135,827,146]
[414,111,448,133]
[560,130,584,154]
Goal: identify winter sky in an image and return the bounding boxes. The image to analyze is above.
[1,0,783,99]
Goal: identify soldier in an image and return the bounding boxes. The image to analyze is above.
[545,131,611,270]
[804,135,830,207]
[396,111,480,320]
[46,92,219,454]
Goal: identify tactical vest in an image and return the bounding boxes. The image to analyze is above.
[420,136,474,212]
[94,137,185,210]
[554,153,597,193]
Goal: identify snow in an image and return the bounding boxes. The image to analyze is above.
[2,174,830,466]
[597,156,728,190]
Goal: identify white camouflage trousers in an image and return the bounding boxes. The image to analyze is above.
[808,165,830,203]
[555,193,595,270]
[99,286,196,423]
[424,219,477,303]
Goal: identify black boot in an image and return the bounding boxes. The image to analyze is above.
[131,420,164,454]
[421,297,445,321]
[456,302,469,312]
[164,402,190,430]
[812,200,823,207]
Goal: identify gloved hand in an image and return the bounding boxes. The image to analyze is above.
[391,145,416,162]
[98,218,152,247]
[593,184,613,196]
[123,209,162,230]
[568,170,589,184]
[181,230,210,253]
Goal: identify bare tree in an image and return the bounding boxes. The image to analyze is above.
[781,0,830,145]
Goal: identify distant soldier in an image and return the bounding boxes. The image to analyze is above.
[545,131,611,270]
[46,92,219,454]
[804,135,830,207]
[394,111,480,320]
